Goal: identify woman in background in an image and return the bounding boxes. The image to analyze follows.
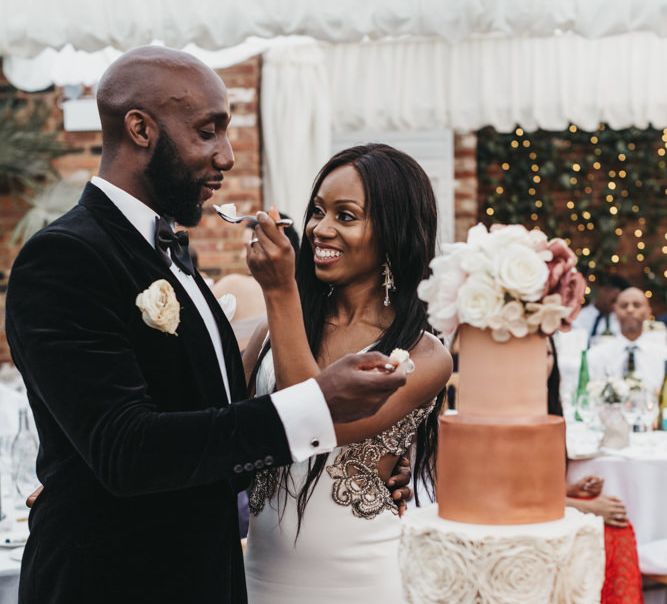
[548,336,644,604]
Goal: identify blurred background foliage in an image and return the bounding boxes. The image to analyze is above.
[477,124,667,311]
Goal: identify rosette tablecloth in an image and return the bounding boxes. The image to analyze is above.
[400,505,604,604]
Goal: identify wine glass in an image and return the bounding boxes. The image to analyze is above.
[640,391,659,432]
[621,393,643,432]
[576,392,598,427]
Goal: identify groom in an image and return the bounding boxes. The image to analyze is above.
[5,47,408,604]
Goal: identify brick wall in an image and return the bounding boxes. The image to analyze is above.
[0,56,262,363]
[0,52,481,363]
[453,132,478,241]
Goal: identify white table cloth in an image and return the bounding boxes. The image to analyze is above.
[0,495,28,604]
[568,431,667,546]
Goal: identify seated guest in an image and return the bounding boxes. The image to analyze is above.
[588,287,667,395]
[212,213,299,351]
[547,337,643,604]
[573,273,629,344]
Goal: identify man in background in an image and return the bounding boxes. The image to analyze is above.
[573,273,630,343]
[588,287,667,395]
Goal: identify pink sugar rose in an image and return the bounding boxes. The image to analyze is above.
[546,238,577,293]
[555,269,586,327]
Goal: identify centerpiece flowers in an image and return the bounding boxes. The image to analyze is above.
[587,376,643,404]
[418,223,586,342]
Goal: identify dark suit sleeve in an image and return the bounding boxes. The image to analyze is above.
[6,230,292,497]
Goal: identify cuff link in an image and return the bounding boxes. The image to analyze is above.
[310,438,320,448]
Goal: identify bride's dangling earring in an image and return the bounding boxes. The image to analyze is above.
[381,259,395,307]
[327,283,335,298]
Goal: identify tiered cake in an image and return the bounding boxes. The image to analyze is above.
[401,224,605,604]
[437,326,565,525]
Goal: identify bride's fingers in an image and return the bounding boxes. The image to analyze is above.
[256,211,287,248]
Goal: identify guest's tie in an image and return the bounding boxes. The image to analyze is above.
[589,312,604,345]
[154,216,194,276]
[624,345,638,377]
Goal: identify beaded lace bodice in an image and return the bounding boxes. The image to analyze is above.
[248,348,434,520]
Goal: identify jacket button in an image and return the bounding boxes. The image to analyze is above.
[310,438,320,448]
[244,462,255,472]
[264,455,274,466]
[254,460,265,469]
[233,464,243,473]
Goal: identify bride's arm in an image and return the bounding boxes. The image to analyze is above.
[247,213,452,445]
[335,333,451,444]
[246,213,322,390]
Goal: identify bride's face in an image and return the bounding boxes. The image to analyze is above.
[305,164,382,288]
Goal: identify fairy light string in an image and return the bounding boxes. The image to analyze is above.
[477,124,667,305]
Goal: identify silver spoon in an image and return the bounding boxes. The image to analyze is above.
[212,204,293,228]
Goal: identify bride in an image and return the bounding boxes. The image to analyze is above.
[243,144,451,603]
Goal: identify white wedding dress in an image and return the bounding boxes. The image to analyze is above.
[244,349,432,604]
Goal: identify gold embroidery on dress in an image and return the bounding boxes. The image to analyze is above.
[326,402,434,519]
[248,468,279,515]
[248,401,434,518]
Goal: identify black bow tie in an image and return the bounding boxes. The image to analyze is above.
[154,216,195,276]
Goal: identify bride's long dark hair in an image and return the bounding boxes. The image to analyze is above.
[251,143,445,533]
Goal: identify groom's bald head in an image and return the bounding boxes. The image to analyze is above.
[96,46,226,153]
[95,46,234,225]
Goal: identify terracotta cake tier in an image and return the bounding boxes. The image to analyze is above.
[457,326,547,416]
[437,414,566,525]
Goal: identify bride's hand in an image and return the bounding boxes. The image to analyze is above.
[246,210,295,293]
[387,456,412,517]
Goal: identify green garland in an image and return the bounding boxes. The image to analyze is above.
[477,124,667,310]
[0,93,69,196]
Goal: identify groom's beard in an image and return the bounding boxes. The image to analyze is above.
[145,130,205,227]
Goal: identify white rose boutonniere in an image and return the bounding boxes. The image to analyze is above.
[135,279,180,335]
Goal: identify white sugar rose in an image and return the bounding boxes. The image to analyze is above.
[554,525,605,603]
[400,527,477,604]
[488,300,530,342]
[457,276,504,329]
[477,539,557,604]
[460,249,493,275]
[495,243,548,302]
[135,279,180,335]
[418,254,467,335]
[525,293,571,335]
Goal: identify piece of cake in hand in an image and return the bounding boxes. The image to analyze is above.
[389,348,415,374]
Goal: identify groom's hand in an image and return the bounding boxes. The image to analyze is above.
[315,352,407,423]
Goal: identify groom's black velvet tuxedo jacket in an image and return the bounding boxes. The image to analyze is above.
[6,184,292,604]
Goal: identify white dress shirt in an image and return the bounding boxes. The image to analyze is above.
[91,177,336,462]
[587,332,667,395]
[572,304,620,339]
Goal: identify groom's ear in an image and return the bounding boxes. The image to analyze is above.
[124,109,157,150]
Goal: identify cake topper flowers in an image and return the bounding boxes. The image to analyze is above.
[417,223,585,342]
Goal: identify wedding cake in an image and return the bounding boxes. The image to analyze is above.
[400,224,605,603]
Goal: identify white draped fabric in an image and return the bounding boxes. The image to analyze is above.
[5,0,667,59]
[325,32,667,133]
[261,31,667,218]
[260,42,331,225]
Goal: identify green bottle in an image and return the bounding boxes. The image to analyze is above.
[659,360,667,430]
[574,350,590,422]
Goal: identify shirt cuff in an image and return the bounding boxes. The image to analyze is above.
[270,378,337,462]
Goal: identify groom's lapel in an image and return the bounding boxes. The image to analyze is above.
[78,183,231,408]
[192,270,247,401]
